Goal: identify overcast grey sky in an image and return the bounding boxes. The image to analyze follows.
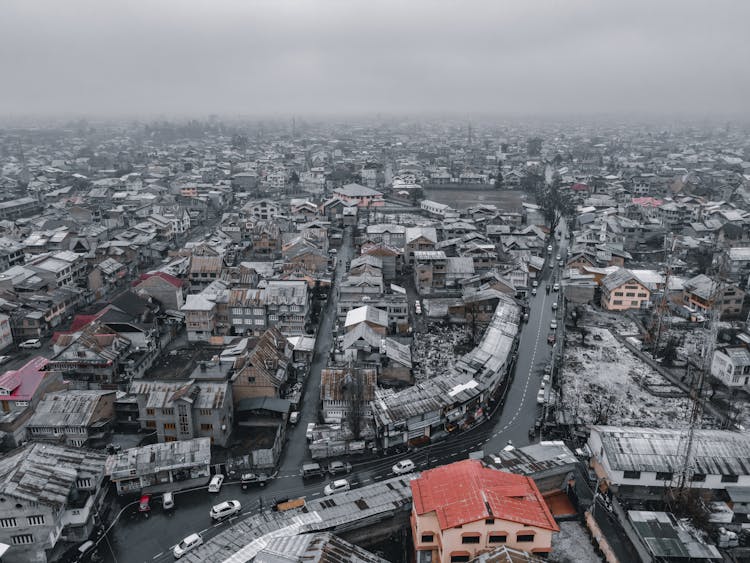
[1,0,748,118]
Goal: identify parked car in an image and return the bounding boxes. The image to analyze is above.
[553,283,560,291]
[542,373,551,384]
[556,254,561,261]
[536,390,546,404]
[301,462,325,479]
[550,320,557,330]
[162,492,175,510]
[531,288,537,296]
[138,494,151,512]
[208,474,224,493]
[19,338,42,349]
[392,459,416,475]
[0,355,10,365]
[552,302,558,310]
[241,472,269,489]
[324,479,351,496]
[289,411,299,424]
[547,333,556,344]
[532,280,539,288]
[306,422,316,440]
[210,500,242,520]
[173,533,203,559]
[327,461,352,476]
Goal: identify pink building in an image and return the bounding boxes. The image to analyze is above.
[410,459,558,562]
[600,268,650,311]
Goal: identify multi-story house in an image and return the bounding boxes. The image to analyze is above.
[683,274,745,318]
[320,367,376,424]
[410,459,558,562]
[243,199,280,220]
[600,268,651,311]
[106,437,211,495]
[28,251,87,288]
[711,347,750,389]
[231,327,291,405]
[182,294,216,342]
[0,443,108,563]
[128,380,233,447]
[414,251,448,294]
[263,280,309,336]
[48,326,132,387]
[0,314,13,351]
[0,238,25,271]
[133,272,184,311]
[333,183,384,208]
[25,390,116,447]
[0,357,65,448]
[188,255,224,291]
[405,227,438,266]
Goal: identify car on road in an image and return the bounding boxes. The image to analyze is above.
[552,302,558,310]
[289,411,299,424]
[415,300,422,315]
[532,280,539,287]
[162,492,175,510]
[543,364,552,375]
[0,355,10,365]
[547,245,553,253]
[241,472,269,489]
[542,373,551,384]
[327,461,352,476]
[392,459,416,475]
[19,338,42,349]
[173,533,203,559]
[210,500,242,520]
[531,288,537,296]
[208,474,224,493]
[301,462,325,479]
[306,422,316,441]
[558,260,564,267]
[547,333,556,344]
[324,479,351,496]
[550,320,557,330]
[553,283,560,292]
[537,389,546,404]
[556,254,561,261]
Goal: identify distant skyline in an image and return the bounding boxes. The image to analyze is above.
[1,0,749,119]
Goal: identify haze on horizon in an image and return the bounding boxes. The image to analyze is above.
[1,0,749,120]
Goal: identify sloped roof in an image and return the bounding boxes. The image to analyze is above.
[411,459,558,531]
[345,305,388,328]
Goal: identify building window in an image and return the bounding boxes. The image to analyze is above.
[421,534,433,543]
[0,517,17,528]
[722,474,739,483]
[623,470,641,480]
[450,556,470,563]
[146,420,156,428]
[146,408,155,416]
[162,408,174,416]
[656,472,673,481]
[489,534,507,543]
[613,300,623,305]
[200,424,213,431]
[485,518,495,524]
[200,409,212,416]
[164,436,177,442]
[691,473,706,482]
[614,292,623,297]
[178,404,190,434]
[248,376,256,383]
[638,293,648,298]
[517,533,535,542]
[163,423,176,430]
[625,292,635,297]
[11,534,33,545]
[461,534,480,544]
[27,515,45,526]
[77,478,91,488]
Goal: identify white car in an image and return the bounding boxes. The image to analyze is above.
[536,389,546,404]
[556,254,561,261]
[323,479,351,496]
[542,373,551,384]
[552,302,558,310]
[210,500,241,520]
[550,320,557,330]
[19,339,42,349]
[553,283,560,292]
[162,492,175,510]
[532,280,539,288]
[173,533,203,559]
[392,459,416,475]
[208,474,224,493]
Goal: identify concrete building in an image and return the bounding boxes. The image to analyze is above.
[182,294,216,342]
[133,272,184,310]
[128,380,233,447]
[683,274,745,319]
[410,459,558,562]
[0,443,108,563]
[105,437,211,495]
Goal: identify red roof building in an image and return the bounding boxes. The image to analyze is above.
[410,459,558,562]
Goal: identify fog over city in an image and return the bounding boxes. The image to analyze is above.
[2,0,749,118]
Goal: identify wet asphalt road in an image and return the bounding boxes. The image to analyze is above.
[99,231,566,563]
